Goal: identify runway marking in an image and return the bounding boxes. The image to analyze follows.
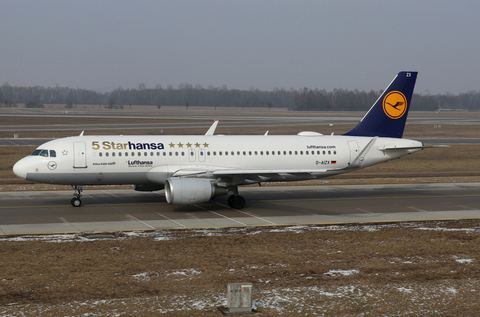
[59,217,81,231]
[2,193,480,210]
[214,202,276,225]
[100,190,126,201]
[86,193,156,229]
[194,205,248,226]
[108,205,156,229]
[255,193,480,203]
[458,205,479,211]
[137,204,187,228]
[408,206,428,212]
[356,208,373,214]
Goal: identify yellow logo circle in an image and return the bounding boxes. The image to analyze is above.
[383,91,407,119]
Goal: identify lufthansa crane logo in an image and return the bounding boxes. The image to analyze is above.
[383,91,407,119]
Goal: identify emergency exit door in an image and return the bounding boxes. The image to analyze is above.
[74,142,87,168]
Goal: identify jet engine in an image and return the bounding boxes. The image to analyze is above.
[132,184,165,192]
[165,177,227,205]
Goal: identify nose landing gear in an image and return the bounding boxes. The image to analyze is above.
[71,185,83,207]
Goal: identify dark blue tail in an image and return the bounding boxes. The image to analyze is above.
[344,71,418,138]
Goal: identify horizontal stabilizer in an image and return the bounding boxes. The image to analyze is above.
[379,145,449,151]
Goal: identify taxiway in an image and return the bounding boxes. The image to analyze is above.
[1,183,479,235]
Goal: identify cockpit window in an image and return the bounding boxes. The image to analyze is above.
[30,149,52,157]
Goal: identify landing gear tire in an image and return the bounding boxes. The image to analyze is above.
[228,195,235,207]
[228,195,245,209]
[71,198,82,207]
[71,185,83,207]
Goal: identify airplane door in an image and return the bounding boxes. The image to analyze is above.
[189,148,196,162]
[198,149,206,162]
[348,141,359,164]
[73,142,87,168]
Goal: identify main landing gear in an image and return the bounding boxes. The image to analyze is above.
[226,186,246,209]
[227,195,246,209]
[71,185,83,207]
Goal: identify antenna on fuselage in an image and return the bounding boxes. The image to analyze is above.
[79,131,84,136]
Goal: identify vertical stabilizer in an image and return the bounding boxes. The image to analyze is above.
[344,71,417,138]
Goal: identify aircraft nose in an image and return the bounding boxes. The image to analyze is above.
[13,158,27,179]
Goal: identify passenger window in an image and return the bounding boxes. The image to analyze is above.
[213,151,216,156]
[119,152,122,157]
[284,151,287,155]
[181,152,185,156]
[131,152,135,156]
[260,151,263,155]
[144,152,147,156]
[328,151,331,155]
[323,151,326,155]
[232,151,235,156]
[272,151,274,155]
[306,151,309,155]
[175,152,178,156]
[289,151,292,155]
[237,151,240,156]
[112,152,115,157]
[106,152,109,157]
[169,152,172,156]
[334,151,337,155]
[138,152,141,156]
[249,151,252,155]
[50,150,56,157]
[243,151,246,155]
[99,152,103,157]
[157,152,160,156]
[207,151,211,156]
[255,151,258,155]
[295,151,298,155]
[125,152,128,157]
[151,152,154,156]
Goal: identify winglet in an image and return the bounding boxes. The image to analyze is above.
[344,71,418,138]
[205,120,219,135]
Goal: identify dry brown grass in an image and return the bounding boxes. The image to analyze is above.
[1,221,480,315]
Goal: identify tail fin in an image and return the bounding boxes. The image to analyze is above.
[344,71,418,138]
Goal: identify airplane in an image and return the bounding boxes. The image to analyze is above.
[13,71,428,209]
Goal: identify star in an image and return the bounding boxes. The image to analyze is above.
[195,142,201,148]
[203,142,209,148]
[178,142,184,148]
[186,142,192,148]
[169,143,175,148]
[62,150,68,156]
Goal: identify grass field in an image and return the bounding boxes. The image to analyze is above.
[1,221,480,316]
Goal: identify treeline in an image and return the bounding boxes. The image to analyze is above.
[1,82,480,111]
[293,88,480,111]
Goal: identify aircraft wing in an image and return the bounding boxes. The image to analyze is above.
[171,166,346,184]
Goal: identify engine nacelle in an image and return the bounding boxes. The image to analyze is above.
[165,177,227,205]
[132,184,164,192]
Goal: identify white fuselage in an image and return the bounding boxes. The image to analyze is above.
[13,134,422,186]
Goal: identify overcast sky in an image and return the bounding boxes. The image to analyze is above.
[1,1,479,94]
